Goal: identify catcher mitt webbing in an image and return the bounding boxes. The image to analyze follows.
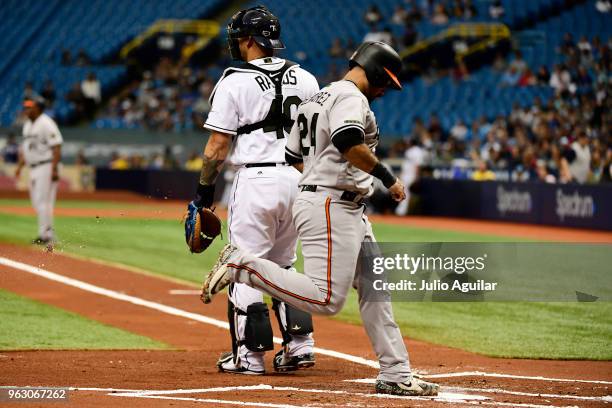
[235,60,297,138]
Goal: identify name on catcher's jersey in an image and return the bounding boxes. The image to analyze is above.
[204,57,319,167]
[285,80,379,196]
[21,113,63,165]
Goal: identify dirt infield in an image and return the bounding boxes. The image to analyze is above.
[1,242,610,407]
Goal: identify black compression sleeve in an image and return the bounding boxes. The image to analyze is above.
[195,183,215,208]
[370,162,396,188]
[331,127,365,153]
[285,152,303,165]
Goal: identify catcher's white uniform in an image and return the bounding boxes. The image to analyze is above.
[204,56,319,372]
[21,113,62,241]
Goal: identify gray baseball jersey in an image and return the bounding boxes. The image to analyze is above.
[226,80,413,383]
[285,80,379,196]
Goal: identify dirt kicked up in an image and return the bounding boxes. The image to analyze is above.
[0,242,610,408]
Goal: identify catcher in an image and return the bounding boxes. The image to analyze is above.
[184,5,319,375]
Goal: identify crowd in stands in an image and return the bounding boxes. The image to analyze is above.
[107,146,202,172]
[390,33,611,185]
[96,58,214,131]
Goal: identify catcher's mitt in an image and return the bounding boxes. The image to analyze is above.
[184,202,222,253]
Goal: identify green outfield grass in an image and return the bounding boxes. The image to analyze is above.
[0,289,169,350]
[0,198,143,209]
[0,210,610,359]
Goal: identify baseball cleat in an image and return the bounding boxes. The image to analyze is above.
[273,349,316,372]
[201,244,236,304]
[375,378,439,396]
[31,237,50,245]
[216,351,264,375]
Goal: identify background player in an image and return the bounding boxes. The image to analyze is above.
[14,96,62,246]
[186,6,319,375]
[203,41,440,396]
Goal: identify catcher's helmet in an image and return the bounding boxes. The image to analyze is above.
[227,5,284,60]
[349,41,403,90]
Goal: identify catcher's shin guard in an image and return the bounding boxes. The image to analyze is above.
[227,291,238,359]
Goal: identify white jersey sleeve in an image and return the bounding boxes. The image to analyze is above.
[204,75,239,135]
[44,116,63,146]
[285,119,302,161]
[329,93,367,145]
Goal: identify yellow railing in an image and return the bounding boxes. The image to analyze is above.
[120,19,221,60]
[399,23,511,59]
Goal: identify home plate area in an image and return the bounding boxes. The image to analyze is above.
[67,374,611,408]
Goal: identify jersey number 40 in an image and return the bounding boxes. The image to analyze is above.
[263,95,303,138]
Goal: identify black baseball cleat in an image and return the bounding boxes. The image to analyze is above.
[216,351,264,375]
[375,378,439,396]
[31,237,50,245]
[273,349,316,372]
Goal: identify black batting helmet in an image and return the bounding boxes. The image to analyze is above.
[227,5,284,60]
[349,41,403,90]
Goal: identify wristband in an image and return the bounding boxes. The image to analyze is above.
[195,183,215,208]
[370,162,396,189]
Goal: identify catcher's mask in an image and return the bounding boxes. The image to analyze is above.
[227,5,285,61]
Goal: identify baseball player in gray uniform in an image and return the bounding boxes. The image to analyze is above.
[202,42,439,396]
[15,96,62,246]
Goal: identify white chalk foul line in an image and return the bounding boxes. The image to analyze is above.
[0,257,377,369]
[111,384,488,403]
[348,370,612,385]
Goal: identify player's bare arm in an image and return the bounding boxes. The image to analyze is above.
[195,131,231,208]
[342,143,405,202]
[14,149,24,178]
[200,131,231,185]
[51,145,61,182]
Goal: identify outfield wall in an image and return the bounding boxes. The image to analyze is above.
[419,179,612,231]
[94,168,611,231]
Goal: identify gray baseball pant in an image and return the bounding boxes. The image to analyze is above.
[226,189,412,383]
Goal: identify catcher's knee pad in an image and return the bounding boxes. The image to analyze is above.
[238,302,274,352]
[272,299,313,337]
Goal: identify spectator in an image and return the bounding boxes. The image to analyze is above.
[23,81,37,100]
[450,119,468,141]
[489,0,505,19]
[500,66,520,87]
[329,38,344,58]
[75,149,89,166]
[568,130,591,183]
[549,64,573,94]
[185,150,203,171]
[391,5,408,25]
[402,21,418,47]
[66,82,86,119]
[81,72,101,104]
[509,51,527,75]
[560,33,576,56]
[40,80,56,105]
[536,65,551,84]
[364,5,382,26]
[2,133,19,163]
[517,68,536,87]
[109,152,129,170]
[395,138,428,215]
[492,52,507,72]
[596,0,611,13]
[363,26,394,46]
[75,48,91,66]
[431,4,449,25]
[472,160,496,181]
